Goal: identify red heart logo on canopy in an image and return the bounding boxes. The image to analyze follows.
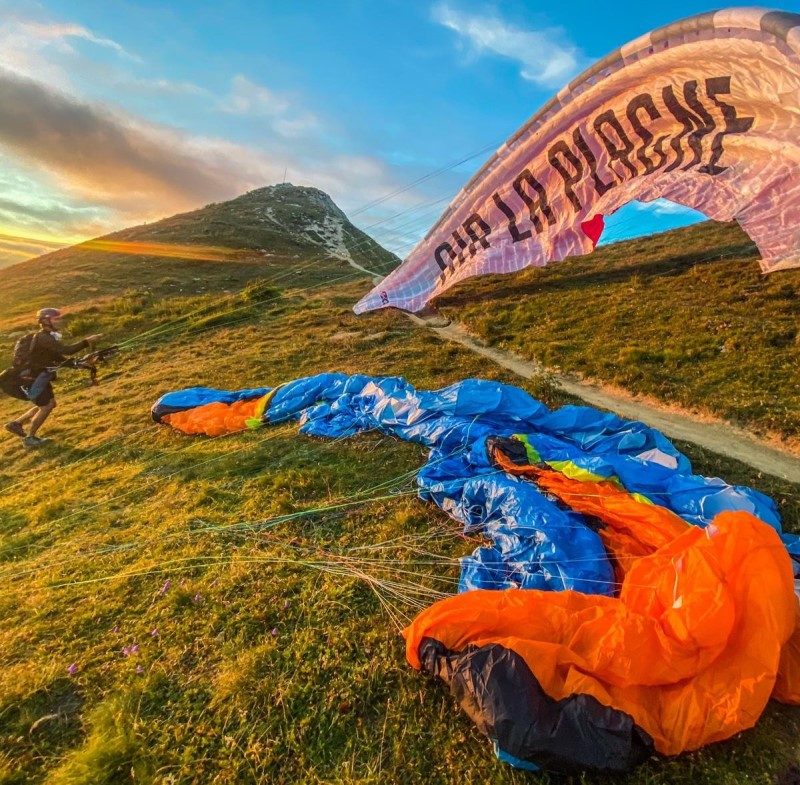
[580,214,605,247]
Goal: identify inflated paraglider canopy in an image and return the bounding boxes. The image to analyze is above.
[151,373,800,774]
[354,8,800,315]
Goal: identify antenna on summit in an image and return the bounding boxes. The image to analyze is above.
[282,166,287,184]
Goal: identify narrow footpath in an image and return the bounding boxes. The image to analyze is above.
[409,313,800,484]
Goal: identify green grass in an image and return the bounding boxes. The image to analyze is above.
[0,184,397,325]
[436,220,800,444]
[0,265,798,784]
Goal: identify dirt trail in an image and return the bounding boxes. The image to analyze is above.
[409,314,800,483]
[342,254,383,282]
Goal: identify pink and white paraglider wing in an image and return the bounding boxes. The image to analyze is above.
[354,8,800,315]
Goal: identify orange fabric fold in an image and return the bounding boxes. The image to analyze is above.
[405,511,799,755]
[775,600,800,704]
[161,397,263,436]
[492,449,688,580]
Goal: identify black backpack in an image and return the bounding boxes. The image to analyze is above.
[11,332,37,372]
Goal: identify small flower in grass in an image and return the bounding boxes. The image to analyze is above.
[271,627,278,637]
[283,599,290,610]
[157,579,171,597]
[193,592,203,604]
[135,665,145,675]
[150,628,159,638]
[122,644,139,657]
[67,662,79,676]
[111,624,120,634]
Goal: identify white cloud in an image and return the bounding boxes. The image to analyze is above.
[0,17,140,87]
[0,16,144,96]
[431,2,584,88]
[634,198,697,216]
[219,75,319,138]
[128,77,209,97]
[18,21,141,61]
[220,74,290,116]
[272,111,319,139]
[0,68,413,235]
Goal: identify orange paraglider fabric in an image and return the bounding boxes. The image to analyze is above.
[405,511,799,756]
[775,601,800,705]
[161,394,268,436]
[490,445,800,699]
[491,447,688,581]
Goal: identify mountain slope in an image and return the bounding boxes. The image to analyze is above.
[0,276,798,785]
[0,187,798,785]
[0,184,397,323]
[105,184,394,270]
[0,185,798,442]
[433,220,800,444]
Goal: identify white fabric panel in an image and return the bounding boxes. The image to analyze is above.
[355,8,800,314]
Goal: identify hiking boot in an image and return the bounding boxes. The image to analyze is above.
[4,422,25,438]
[23,435,49,449]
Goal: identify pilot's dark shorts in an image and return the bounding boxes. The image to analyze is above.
[0,369,55,406]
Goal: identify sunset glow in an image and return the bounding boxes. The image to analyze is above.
[0,1,708,270]
[77,239,242,262]
[0,230,245,264]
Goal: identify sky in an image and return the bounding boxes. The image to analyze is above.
[1,0,790,268]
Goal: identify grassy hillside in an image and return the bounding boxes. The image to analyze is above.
[0,192,798,784]
[0,269,798,784]
[0,184,397,326]
[436,221,800,446]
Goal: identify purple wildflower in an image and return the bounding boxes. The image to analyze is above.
[271,627,278,637]
[67,662,78,676]
[283,599,290,610]
[193,592,202,604]
[122,644,139,657]
[150,628,159,638]
[157,579,171,597]
[111,624,120,634]
[135,665,145,675]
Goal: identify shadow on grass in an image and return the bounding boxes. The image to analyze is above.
[439,243,757,309]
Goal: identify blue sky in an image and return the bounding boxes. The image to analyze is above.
[3,0,790,266]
